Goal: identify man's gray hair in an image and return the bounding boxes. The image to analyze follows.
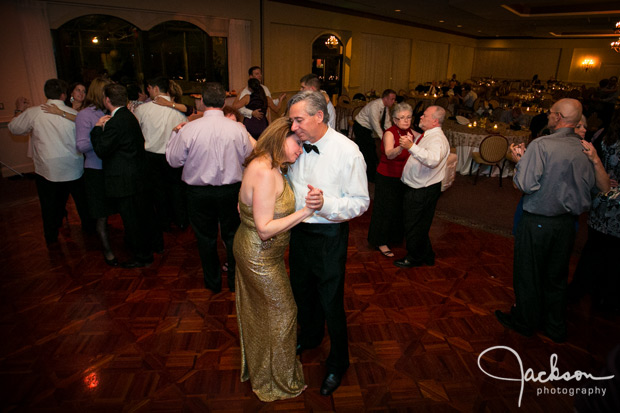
[287,90,329,124]
[391,102,413,118]
[429,105,446,125]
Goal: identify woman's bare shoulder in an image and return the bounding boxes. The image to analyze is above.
[246,156,274,177]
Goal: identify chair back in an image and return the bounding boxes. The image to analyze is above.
[434,96,449,109]
[472,97,483,112]
[488,99,500,110]
[413,100,426,115]
[351,105,364,121]
[338,95,351,107]
[406,97,417,109]
[441,152,458,192]
[478,135,508,163]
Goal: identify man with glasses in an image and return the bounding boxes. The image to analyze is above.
[353,88,397,182]
[495,98,609,343]
[394,106,450,268]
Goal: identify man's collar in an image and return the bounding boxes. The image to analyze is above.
[111,106,122,116]
[306,124,329,145]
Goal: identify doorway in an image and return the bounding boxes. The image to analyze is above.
[312,34,343,98]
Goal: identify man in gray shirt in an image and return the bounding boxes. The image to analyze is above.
[495,98,607,343]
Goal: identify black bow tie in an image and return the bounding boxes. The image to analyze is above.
[303,143,320,154]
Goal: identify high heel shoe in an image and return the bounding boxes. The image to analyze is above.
[104,256,119,267]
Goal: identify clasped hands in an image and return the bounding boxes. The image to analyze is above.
[305,184,324,211]
[509,143,526,161]
[399,132,415,150]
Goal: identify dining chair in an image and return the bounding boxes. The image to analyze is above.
[406,97,417,109]
[413,100,426,115]
[338,95,351,107]
[472,97,483,112]
[348,105,365,137]
[434,96,449,110]
[469,134,509,187]
[441,148,458,192]
[568,89,581,99]
[488,99,500,110]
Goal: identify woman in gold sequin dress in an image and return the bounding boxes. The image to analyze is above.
[233,117,322,401]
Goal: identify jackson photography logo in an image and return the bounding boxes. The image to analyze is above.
[477,346,615,407]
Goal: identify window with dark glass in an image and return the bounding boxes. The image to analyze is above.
[52,15,228,91]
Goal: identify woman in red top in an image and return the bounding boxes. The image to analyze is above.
[368,102,421,257]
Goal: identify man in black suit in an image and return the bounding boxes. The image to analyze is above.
[91,83,161,268]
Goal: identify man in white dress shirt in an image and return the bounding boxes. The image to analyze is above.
[299,73,336,130]
[353,88,397,182]
[235,66,285,121]
[134,76,188,233]
[287,91,369,396]
[394,106,450,268]
[8,78,92,245]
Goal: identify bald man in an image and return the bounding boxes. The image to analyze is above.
[495,98,603,343]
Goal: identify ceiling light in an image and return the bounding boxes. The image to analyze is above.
[325,35,339,49]
[457,25,462,28]
[92,36,99,44]
[611,22,620,52]
[394,9,401,12]
[439,20,444,23]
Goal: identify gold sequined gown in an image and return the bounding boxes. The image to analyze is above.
[233,178,305,402]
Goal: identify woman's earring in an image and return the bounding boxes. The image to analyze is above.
[70,96,75,103]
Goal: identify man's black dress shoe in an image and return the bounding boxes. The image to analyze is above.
[393,256,434,268]
[120,255,153,269]
[495,310,534,337]
[320,373,342,396]
[321,373,342,396]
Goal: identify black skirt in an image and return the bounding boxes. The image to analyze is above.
[367,172,406,246]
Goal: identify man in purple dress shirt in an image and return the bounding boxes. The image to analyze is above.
[166,82,253,293]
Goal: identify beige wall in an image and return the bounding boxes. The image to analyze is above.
[262,1,476,96]
[1,0,619,176]
[476,38,620,85]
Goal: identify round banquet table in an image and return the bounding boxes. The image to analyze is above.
[443,119,531,176]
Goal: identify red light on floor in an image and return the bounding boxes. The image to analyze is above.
[84,372,99,389]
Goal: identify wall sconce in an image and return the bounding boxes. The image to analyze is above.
[581,59,594,72]
[92,36,99,44]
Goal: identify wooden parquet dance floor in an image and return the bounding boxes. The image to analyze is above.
[1,176,619,412]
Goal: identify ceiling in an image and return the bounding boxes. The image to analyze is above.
[274,0,620,39]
